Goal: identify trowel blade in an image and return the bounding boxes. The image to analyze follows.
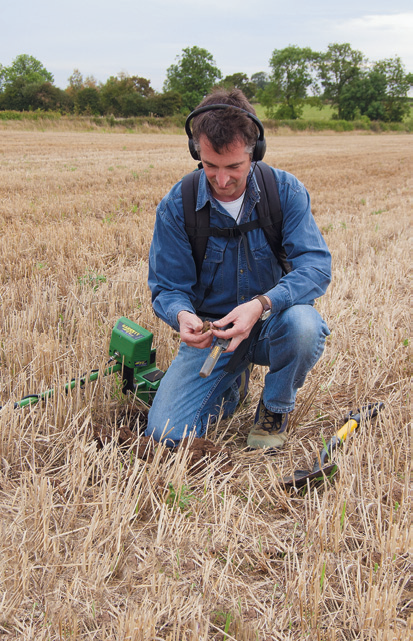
[282,462,338,488]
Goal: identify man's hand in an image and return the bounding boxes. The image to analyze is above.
[211,298,267,352]
[177,311,213,349]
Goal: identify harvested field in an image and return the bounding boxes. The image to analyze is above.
[0,128,411,640]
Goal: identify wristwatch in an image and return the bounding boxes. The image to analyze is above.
[252,295,272,321]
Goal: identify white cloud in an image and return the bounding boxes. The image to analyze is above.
[334,12,413,67]
[346,12,413,30]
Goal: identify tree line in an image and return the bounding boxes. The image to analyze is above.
[1,45,412,122]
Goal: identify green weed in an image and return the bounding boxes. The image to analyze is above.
[320,561,326,590]
[78,271,107,292]
[340,500,347,531]
[223,612,232,639]
[166,483,196,512]
[322,223,334,233]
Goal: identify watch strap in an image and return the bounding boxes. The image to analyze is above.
[252,294,271,312]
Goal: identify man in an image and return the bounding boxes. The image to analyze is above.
[146,89,331,451]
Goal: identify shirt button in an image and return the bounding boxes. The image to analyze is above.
[241,296,245,300]
[240,269,244,273]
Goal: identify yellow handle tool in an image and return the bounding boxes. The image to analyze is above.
[283,403,384,488]
[336,418,359,442]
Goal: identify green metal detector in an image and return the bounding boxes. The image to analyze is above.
[2,317,164,410]
[108,317,164,404]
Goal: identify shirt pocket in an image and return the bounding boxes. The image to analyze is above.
[251,241,281,291]
[199,241,225,294]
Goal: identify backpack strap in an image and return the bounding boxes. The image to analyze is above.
[255,162,291,274]
[182,162,291,278]
[181,170,210,278]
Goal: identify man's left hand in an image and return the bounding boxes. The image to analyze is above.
[210,299,267,352]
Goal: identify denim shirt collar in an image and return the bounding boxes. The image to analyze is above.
[195,166,261,223]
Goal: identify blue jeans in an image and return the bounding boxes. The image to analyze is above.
[145,305,330,446]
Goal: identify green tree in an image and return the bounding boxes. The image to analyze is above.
[250,71,270,91]
[372,57,412,122]
[0,79,72,112]
[259,46,319,119]
[0,54,57,111]
[1,54,54,87]
[0,77,26,109]
[66,69,100,113]
[149,91,183,117]
[339,56,412,122]
[130,76,154,98]
[27,82,72,112]
[339,72,387,121]
[164,46,222,111]
[75,87,102,115]
[99,73,154,116]
[219,73,256,100]
[67,68,84,95]
[117,92,149,117]
[317,43,365,119]
[99,76,126,115]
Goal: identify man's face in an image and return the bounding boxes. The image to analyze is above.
[198,135,252,202]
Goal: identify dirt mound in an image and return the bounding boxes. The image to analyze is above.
[93,423,233,473]
[178,437,233,474]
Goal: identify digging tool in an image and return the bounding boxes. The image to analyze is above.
[282,402,385,488]
[199,320,233,378]
[199,337,231,378]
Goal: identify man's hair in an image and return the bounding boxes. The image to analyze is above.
[191,89,259,156]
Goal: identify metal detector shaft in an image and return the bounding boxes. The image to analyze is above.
[13,362,122,409]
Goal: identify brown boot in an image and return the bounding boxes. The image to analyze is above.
[247,394,289,451]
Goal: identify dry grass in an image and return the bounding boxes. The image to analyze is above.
[0,126,411,640]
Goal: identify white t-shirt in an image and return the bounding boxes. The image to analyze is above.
[216,192,246,221]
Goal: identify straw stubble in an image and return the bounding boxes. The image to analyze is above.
[0,127,411,639]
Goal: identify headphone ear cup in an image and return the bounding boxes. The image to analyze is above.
[188,137,200,161]
[252,138,267,162]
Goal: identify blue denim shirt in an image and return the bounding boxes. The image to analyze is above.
[148,165,331,331]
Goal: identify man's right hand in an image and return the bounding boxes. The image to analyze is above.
[209,298,265,352]
[177,311,214,349]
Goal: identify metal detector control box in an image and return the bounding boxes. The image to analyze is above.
[109,317,164,403]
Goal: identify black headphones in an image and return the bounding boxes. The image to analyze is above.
[185,104,266,163]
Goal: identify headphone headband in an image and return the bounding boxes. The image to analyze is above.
[185,104,266,162]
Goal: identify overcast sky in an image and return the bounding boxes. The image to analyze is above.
[1,1,412,91]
